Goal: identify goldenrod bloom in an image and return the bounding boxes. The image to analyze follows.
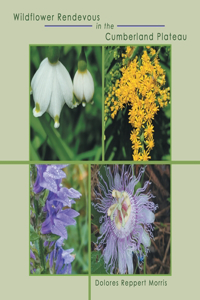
[104,46,170,161]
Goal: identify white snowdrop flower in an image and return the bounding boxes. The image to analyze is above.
[73,47,94,107]
[31,47,74,128]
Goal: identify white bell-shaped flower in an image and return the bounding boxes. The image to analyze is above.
[31,47,74,128]
[73,47,94,107]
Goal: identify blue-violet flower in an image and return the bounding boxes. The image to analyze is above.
[46,238,75,274]
[33,164,68,194]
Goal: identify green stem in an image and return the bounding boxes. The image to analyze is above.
[34,198,39,226]
[143,257,146,274]
[134,263,138,274]
[39,238,46,273]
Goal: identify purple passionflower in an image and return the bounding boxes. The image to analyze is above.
[33,164,68,194]
[93,165,157,274]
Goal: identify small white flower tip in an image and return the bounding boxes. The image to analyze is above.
[82,101,86,107]
[54,121,60,129]
[54,115,60,129]
[33,107,43,117]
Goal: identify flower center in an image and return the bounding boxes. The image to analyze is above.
[107,190,131,230]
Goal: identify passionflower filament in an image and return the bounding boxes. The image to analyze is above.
[93,165,157,274]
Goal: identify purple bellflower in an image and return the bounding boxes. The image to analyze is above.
[41,187,81,239]
[46,238,75,274]
[41,205,79,239]
[32,164,81,274]
[30,247,36,274]
[33,164,68,194]
[93,165,157,274]
[33,164,81,239]
[30,249,36,260]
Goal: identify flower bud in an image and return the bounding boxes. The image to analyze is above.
[47,46,60,64]
[73,47,94,107]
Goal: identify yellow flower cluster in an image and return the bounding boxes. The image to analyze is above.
[107,46,170,161]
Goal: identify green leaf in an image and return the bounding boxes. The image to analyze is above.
[134,181,142,194]
[162,154,171,161]
[30,106,46,139]
[45,233,60,242]
[63,46,73,55]
[104,49,115,74]
[76,146,99,160]
[39,116,74,160]
[91,204,102,228]
[30,225,39,241]
[38,197,46,208]
[91,233,97,243]
[94,47,102,76]
[123,46,144,65]
[30,143,40,161]
[91,251,106,274]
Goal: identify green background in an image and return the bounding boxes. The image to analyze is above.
[1,0,200,300]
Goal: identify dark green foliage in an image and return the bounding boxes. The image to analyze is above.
[91,251,106,274]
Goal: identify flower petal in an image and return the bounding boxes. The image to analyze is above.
[62,208,80,218]
[41,219,51,235]
[58,187,81,200]
[62,249,74,264]
[52,220,68,239]
[73,71,84,101]
[141,208,155,224]
[45,165,66,180]
[103,233,116,265]
[83,70,94,102]
[126,250,133,274]
[32,58,53,117]
[47,74,65,128]
[126,176,137,193]
[118,239,126,274]
[56,62,74,108]
[114,173,121,189]
[141,230,151,247]
[50,250,54,269]
[31,58,49,90]
[137,194,149,205]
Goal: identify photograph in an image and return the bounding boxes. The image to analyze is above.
[104,46,171,161]
[91,164,170,274]
[30,45,102,161]
[30,164,88,275]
